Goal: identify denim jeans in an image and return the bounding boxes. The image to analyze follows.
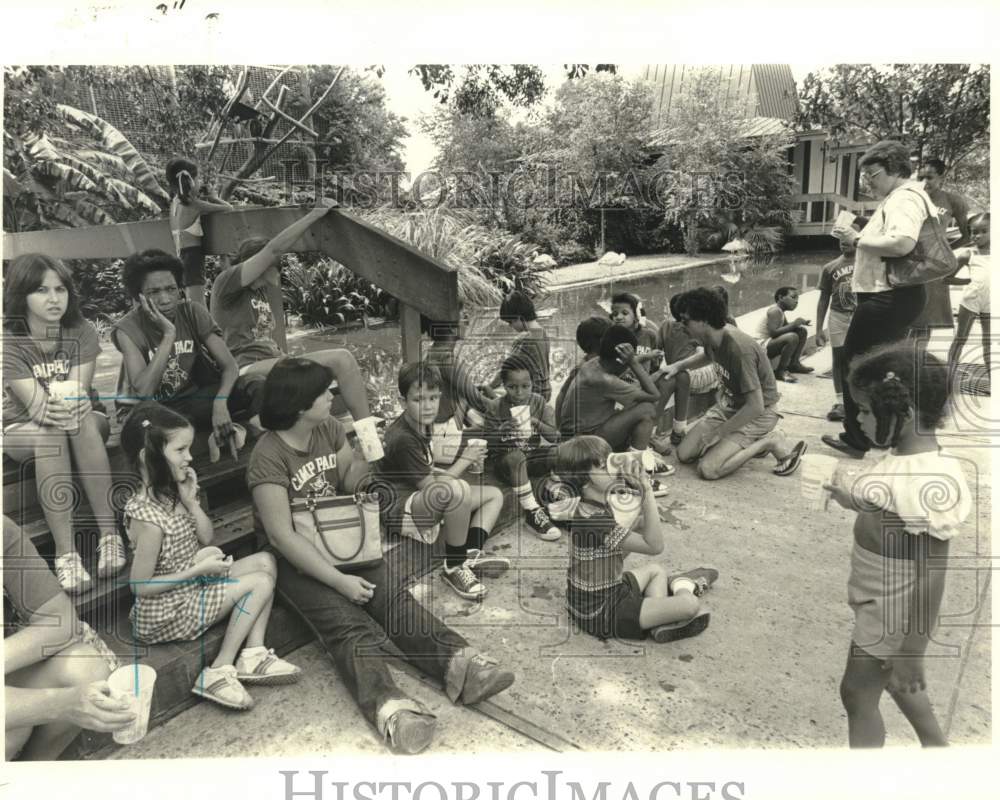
[841,285,927,450]
[274,554,468,734]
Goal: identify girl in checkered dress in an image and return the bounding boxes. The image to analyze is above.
[121,402,300,711]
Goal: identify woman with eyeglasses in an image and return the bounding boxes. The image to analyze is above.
[822,140,932,459]
[111,250,264,439]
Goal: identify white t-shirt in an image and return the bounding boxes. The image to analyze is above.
[852,181,931,294]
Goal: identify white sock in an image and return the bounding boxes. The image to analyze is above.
[672,419,687,433]
[670,576,697,595]
[835,393,843,403]
[515,482,540,511]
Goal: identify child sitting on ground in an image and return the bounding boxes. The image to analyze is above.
[756,286,813,383]
[483,355,561,542]
[610,292,663,376]
[557,435,717,642]
[374,363,509,601]
[654,294,720,446]
[815,233,858,421]
[120,401,299,711]
[822,342,971,748]
[490,291,551,401]
[555,316,613,433]
[557,326,671,488]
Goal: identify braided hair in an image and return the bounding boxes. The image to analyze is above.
[848,342,950,447]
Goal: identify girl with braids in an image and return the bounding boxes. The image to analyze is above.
[822,342,972,747]
[120,401,299,710]
[165,157,233,307]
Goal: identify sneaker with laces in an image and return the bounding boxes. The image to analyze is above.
[464,548,511,579]
[96,533,127,579]
[191,665,253,710]
[235,647,302,685]
[455,652,515,705]
[524,507,561,541]
[669,428,686,447]
[385,709,437,755]
[55,551,92,595]
[440,563,487,601]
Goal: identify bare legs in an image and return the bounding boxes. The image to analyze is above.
[205,552,278,668]
[631,563,701,630]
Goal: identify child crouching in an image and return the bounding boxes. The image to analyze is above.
[556,435,717,642]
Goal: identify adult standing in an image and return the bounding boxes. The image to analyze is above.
[907,158,972,339]
[822,141,931,458]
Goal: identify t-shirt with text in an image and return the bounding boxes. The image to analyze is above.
[246,417,348,502]
[818,255,857,315]
[210,262,283,368]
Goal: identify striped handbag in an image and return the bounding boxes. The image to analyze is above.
[290,492,384,571]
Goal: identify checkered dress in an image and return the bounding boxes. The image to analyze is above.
[124,493,230,644]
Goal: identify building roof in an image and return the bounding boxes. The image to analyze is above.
[639,64,800,127]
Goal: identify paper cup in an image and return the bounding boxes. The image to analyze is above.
[510,405,532,438]
[47,380,84,431]
[108,664,157,745]
[466,438,487,474]
[832,210,857,237]
[431,420,463,466]
[799,453,839,511]
[352,416,385,462]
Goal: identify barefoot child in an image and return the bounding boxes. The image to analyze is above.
[823,342,971,747]
[483,356,561,542]
[165,158,233,308]
[556,435,716,642]
[121,402,300,710]
[947,212,991,384]
[374,363,509,601]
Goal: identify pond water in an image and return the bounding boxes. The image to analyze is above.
[298,250,840,420]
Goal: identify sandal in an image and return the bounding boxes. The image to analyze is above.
[773,441,807,476]
[650,610,711,643]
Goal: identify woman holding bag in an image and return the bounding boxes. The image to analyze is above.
[247,358,515,755]
[822,141,931,459]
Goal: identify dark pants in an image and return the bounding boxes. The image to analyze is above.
[274,555,467,732]
[841,286,927,450]
[766,328,807,373]
[163,374,265,430]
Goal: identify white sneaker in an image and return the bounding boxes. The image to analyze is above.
[96,533,127,578]
[191,664,253,710]
[235,647,302,685]
[55,551,92,595]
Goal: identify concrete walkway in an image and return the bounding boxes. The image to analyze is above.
[110,321,991,757]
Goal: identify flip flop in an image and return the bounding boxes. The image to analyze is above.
[650,610,711,643]
[773,441,807,476]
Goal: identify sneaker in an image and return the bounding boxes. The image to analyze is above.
[440,563,487,601]
[455,652,515,705]
[826,403,846,422]
[386,708,437,755]
[55,551,92,595]
[650,611,711,643]
[96,533,127,579]
[775,371,798,383]
[524,507,561,542]
[465,548,512,579]
[669,428,686,447]
[789,363,815,374]
[649,432,673,456]
[191,665,253,710]
[235,647,302,685]
[648,478,670,498]
[669,567,719,597]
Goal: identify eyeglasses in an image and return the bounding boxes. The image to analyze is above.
[860,168,884,183]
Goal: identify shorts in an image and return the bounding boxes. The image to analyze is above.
[847,542,919,660]
[960,280,990,315]
[398,491,442,544]
[687,364,719,395]
[828,308,852,349]
[698,403,780,451]
[179,244,206,286]
[568,571,645,641]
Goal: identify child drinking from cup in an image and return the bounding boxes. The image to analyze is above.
[822,342,971,747]
[556,435,717,643]
[120,402,300,710]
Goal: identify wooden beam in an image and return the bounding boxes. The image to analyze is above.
[2,206,460,321]
[399,303,422,364]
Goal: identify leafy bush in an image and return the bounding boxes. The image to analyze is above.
[280,254,392,328]
[475,233,550,298]
[69,259,130,320]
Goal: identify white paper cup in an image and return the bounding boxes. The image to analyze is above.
[108,664,157,744]
[466,438,487,474]
[510,405,532,438]
[352,416,385,462]
[832,210,857,237]
[47,380,85,431]
[800,453,839,510]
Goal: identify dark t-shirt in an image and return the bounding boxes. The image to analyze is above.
[508,327,551,401]
[210,262,283,368]
[2,320,101,428]
[424,343,488,424]
[620,319,661,382]
[558,358,649,436]
[926,187,971,245]
[705,326,780,411]
[112,301,221,401]
[656,319,697,364]
[483,392,546,460]
[373,412,435,528]
[4,516,62,636]
[818,255,857,314]
[246,417,348,501]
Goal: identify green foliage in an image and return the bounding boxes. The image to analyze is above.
[69,259,130,320]
[280,254,391,328]
[796,64,990,169]
[474,234,551,298]
[409,65,547,117]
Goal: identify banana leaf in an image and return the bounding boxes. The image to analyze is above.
[31,160,101,196]
[71,148,131,180]
[56,104,169,205]
[3,167,21,197]
[105,177,161,214]
[58,153,132,209]
[40,200,88,228]
[70,198,116,226]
